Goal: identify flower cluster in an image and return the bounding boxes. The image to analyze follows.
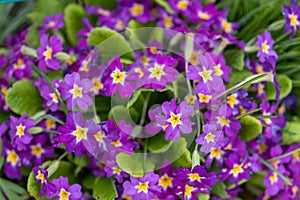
[0,0,299,200]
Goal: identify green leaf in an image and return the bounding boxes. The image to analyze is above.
[73,155,90,167]
[227,69,252,88]
[197,193,210,200]
[127,88,153,109]
[148,133,173,153]
[211,181,229,198]
[282,121,300,144]
[239,116,262,141]
[84,0,117,9]
[93,177,117,200]
[172,150,192,168]
[108,105,140,125]
[192,150,200,168]
[265,74,293,100]
[28,127,44,134]
[224,49,244,71]
[34,114,65,125]
[27,171,47,200]
[64,3,86,45]
[5,79,43,116]
[87,27,134,62]
[153,0,174,13]
[116,152,155,177]
[216,73,269,99]
[82,172,97,190]
[0,110,9,124]
[0,178,29,200]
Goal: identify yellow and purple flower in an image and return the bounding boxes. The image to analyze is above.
[123,171,161,200]
[9,114,34,151]
[61,72,93,110]
[39,13,64,36]
[283,1,300,38]
[36,34,63,71]
[256,30,278,66]
[48,176,82,200]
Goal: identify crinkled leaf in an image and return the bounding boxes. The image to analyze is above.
[116,152,154,177]
[108,105,140,125]
[172,150,192,168]
[5,79,43,116]
[148,133,173,153]
[239,116,262,141]
[282,121,300,144]
[197,193,210,200]
[265,74,293,100]
[211,181,229,198]
[64,3,86,45]
[87,27,133,62]
[224,49,244,71]
[93,177,117,200]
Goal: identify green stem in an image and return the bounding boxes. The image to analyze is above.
[247,147,291,185]
[267,147,300,163]
[139,92,151,126]
[235,108,262,120]
[31,65,68,115]
[143,138,148,173]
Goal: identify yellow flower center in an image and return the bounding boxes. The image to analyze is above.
[131,3,144,16]
[31,144,44,157]
[149,64,165,80]
[210,147,223,159]
[293,151,299,161]
[263,112,272,124]
[14,59,24,69]
[230,164,244,177]
[258,143,267,154]
[90,78,103,93]
[16,124,25,137]
[189,52,199,66]
[135,68,144,78]
[45,119,55,130]
[217,116,230,127]
[150,46,158,54]
[111,139,122,147]
[272,160,279,169]
[227,94,238,108]
[159,174,173,190]
[94,131,105,142]
[163,16,173,28]
[72,126,87,143]
[222,20,232,32]
[261,41,269,53]
[80,60,89,72]
[198,93,211,103]
[116,20,125,30]
[214,64,223,76]
[122,194,132,200]
[135,181,149,193]
[177,0,188,10]
[289,14,299,27]
[184,94,196,104]
[1,86,7,96]
[256,65,264,74]
[258,83,264,94]
[36,170,46,183]
[198,11,210,20]
[225,144,232,150]
[188,173,202,182]
[240,106,246,115]
[50,92,59,103]
[59,188,70,200]
[205,132,215,143]
[167,112,181,128]
[44,46,53,60]
[112,167,121,175]
[48,21,56,28]
[97,8,110,16]
[141,55,149,65]
[6,150,19,166]
[269,172,278,185]
[111,69,126,85]
[278,104,285,114]
[70,84,83,98]
[184,184,195,198]
[199,68,212,83]
[292,186,299,197]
